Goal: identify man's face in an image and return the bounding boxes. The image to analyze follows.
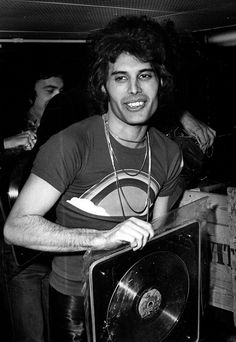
[34,76,64,112]
[104,53,159,126]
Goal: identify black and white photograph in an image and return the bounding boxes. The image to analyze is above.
[0,2,236,341]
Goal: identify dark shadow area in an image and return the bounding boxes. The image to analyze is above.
[201,306,236,341]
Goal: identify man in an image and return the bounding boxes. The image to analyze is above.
[24,69,64,134]
[35,60,216,192]
[4,15,183,341]
[0,68,64,342]
[0,69,63,166]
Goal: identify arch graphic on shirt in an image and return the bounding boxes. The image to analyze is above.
[79,169,160,217]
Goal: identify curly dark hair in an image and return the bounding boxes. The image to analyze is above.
[88,15,173,113]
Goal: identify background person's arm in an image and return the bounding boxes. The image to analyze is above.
[179,110,216,152]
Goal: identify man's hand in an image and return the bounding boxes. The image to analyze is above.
[180,111,216,153]
[93,217,154,251]
[4,130,37,150]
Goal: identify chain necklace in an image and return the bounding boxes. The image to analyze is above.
[103,114,152,221]
[108,127,147,144]
[110,138,148,177]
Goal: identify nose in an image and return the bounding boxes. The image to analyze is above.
[129,78,142,95]
[54,89,61,96]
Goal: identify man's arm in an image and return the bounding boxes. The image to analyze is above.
[152,196,170,219]
[150,196,170,234]
[4,173,154,252]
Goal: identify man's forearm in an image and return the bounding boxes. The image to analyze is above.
[4,214,102,252]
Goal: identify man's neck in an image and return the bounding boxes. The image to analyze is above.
[104,113,148,149]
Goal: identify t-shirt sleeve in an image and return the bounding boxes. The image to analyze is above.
[32,128,84,193]
[159,144,183,197]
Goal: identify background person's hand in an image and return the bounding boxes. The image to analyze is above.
[4,130,37,150]
[180,111,216,153]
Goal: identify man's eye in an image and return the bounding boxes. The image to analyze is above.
[139,73,152,80]
[115,75,127,82]
[47,89,55,94]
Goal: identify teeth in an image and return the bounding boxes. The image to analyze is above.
[127,101,144,108]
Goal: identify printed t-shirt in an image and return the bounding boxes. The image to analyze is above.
[32,115,182,295]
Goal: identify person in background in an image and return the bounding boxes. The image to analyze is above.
[0,68,64,342]
[151,106,216,189]
[4,14,183,341]
[1,67,63,156]
[0,68,64,169]
[24,69,64,134]
[5,68,64,194]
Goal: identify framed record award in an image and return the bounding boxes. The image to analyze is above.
[86,220,202,342]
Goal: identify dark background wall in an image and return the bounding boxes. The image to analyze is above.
[0,42,90,135]
[0,37,235,185]
[0,38,235,132]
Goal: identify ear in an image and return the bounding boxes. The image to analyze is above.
[101,85,106,94]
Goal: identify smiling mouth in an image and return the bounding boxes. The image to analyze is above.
[125,101,145,110]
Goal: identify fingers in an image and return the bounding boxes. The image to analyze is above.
[20,130,37,150]
[110,217,154,251]
[208,127,216,144]
[24,130,37,140]
[204,128,216,151]
[190,125,216,152]
[22,130,37,142]
[129,217,154,250]
[199,128,216,152]
[194,128,209,151]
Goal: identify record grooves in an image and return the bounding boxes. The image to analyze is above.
[88,222,201,342]
[106,251,189,342]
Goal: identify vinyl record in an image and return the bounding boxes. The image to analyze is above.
[106,251,189,342]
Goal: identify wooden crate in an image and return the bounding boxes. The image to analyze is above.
[179,190,233,313]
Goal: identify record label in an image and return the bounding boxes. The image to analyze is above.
[138,288,161,319]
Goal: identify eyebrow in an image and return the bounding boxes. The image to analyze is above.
[111,68,155,76]
[43,85,62,90]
